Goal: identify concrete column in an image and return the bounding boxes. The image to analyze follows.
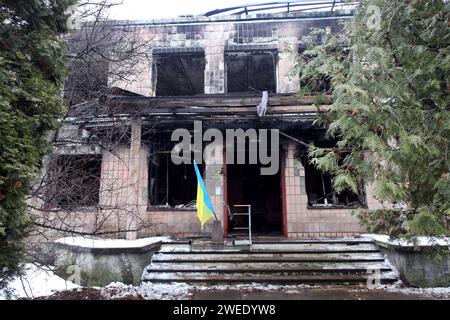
[127,119,142,240]
[204,24,226,94]
[277,37,300,94]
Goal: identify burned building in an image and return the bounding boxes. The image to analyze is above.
[34,5,391,240]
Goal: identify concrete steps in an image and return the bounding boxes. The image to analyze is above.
[141,238,399,285]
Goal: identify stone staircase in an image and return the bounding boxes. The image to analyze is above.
[141,238,399,285]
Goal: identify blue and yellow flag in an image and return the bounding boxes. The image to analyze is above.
[193,160,215,229]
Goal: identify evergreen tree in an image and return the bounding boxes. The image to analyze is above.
[0,0,74,288]
[299,0,449,237]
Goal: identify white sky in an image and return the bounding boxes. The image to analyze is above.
[107,0,323,20]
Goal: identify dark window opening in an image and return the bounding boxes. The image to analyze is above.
[225,50,277,93]
[148,133,203,208]
[301,157,364,208]
[49,155,102,207]
[289,128,365,208]
[154,52,205,96]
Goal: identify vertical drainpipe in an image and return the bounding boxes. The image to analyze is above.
[222,147,228,236]
[281,149,288,238]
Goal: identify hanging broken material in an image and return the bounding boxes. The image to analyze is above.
[256,91,269,117]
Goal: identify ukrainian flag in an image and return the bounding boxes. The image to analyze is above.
[193,160,215,229]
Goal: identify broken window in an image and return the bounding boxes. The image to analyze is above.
[290,128,365,208]
[49,155,102,207]
[154,52,205,96]
[148,133,203,208]
[300,157,364,208]
[225,50,277,93]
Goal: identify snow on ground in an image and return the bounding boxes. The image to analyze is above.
[383,285,450,298]
[138,282,192,300]
[100,282,192,300]
[102,282,322,300]
[107,282,450,300]
[101,282,323,300]
[3,275,450,300]
[54,236,171,249]
[362,234,450,247]
[0,264,80,300]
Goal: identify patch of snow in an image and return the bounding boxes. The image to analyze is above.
[54,235,171,249]
[135,282,318,300]
[382,284,450,298]
[362,234,450,247]
[104,282,450,300]
[138,282,192,300]
[101,282,141,299]
[0,264,80,300]
[101,282,193,300]
[158,245,242,253]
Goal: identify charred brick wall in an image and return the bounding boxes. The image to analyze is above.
[110,12,349,96]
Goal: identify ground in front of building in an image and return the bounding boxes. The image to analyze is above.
[32,283,450,300]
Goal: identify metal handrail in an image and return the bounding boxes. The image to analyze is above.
[233,204,252,245]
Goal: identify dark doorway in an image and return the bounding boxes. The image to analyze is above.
[227,164,282,235]
[225,50,277,93]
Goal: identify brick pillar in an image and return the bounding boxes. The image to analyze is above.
[127,119,142,240]
[284,142,305,237]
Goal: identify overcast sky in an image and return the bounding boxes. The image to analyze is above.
[107,0,312,20]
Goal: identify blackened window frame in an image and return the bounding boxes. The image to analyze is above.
[47,154,102,208]
[147,132,204,209]
[225,49,278,93]
[153,50,206,97]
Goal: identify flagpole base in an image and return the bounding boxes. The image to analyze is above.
[211,220,224,244]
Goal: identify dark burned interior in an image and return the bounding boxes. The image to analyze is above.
[148,132,202,208]
[225,135,282,234]
[301,158,362,208]
[293,128,365,208]
[50,154,102,207]
[227,163,282,235]
[225,50,277,93]
[154,52,205,96]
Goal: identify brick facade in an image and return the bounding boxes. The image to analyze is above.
[35,10,391,239]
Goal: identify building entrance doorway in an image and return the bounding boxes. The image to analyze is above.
[226,163,282,235]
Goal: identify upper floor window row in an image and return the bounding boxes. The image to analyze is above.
[152,49,277,96]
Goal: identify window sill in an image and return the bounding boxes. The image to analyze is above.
[45,206,99,212]
[147,206,196,212]
[306,204,367,210]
